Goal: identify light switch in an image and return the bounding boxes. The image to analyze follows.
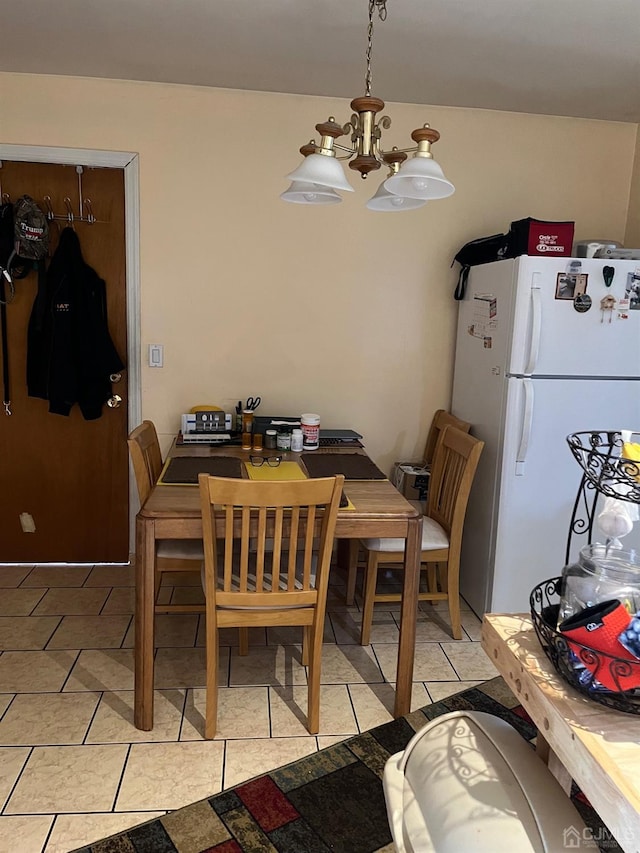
[148,344,164,367]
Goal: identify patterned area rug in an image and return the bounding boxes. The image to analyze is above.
[74,676,618,853]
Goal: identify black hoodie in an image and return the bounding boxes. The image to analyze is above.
[27,227,124,419]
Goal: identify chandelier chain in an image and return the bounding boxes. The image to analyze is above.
[365,0,387,97]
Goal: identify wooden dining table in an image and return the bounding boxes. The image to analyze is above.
[134,442,423,730]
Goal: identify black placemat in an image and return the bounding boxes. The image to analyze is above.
[301,453,387,480]
[159,456,243,485]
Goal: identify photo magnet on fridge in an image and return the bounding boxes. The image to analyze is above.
[624,271,640,310]
[555,272,588,300]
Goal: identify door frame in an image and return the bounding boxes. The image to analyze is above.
[0,143,141,556]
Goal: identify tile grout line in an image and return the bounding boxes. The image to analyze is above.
[40,813,57,853]
[0,745,33,816]
[81,690,105,745]
[57,649,82,694]
[110,742,133,814]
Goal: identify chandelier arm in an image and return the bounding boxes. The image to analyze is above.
[379,145,419,158]
[334,142,357,155]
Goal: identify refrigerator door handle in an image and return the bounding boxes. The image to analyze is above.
[524,275,542,376]
[515,378,534,476]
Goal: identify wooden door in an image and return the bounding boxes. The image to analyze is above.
[0,161,128,562]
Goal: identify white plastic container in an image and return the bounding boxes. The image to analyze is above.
[291,428,304,452]
[300,414,320,450]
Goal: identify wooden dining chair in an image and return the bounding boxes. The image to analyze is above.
[345,409,472,606]
[128,420,205,614]
[422,409,472,474]
[358,425,483,643]
[199,473,344,738]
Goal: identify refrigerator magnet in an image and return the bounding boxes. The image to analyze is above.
[602,265,615,287]
[556,272,588,300]
[600,294,616,323]
[573,293,592,313]
[624,272,640,310]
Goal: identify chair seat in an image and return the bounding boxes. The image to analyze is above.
[362,516,449,553]
[157,539,205,560]
[201,556,317,596]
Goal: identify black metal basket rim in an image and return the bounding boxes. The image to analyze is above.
[565,431,640,503]
[531,577,640,667]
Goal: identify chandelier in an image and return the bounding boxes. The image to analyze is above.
[281,0,455,212]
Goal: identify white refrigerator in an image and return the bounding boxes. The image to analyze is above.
[451,256,640,616]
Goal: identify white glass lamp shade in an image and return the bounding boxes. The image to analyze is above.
[280,181,342,205]
[384,157,455,200]
[366,181,428,212]
[286,153,354,193]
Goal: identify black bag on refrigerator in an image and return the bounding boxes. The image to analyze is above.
[452,232,511,300]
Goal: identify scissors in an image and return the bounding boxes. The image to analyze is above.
[246,396,261,411]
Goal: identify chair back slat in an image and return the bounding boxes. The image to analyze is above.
[273,506,285,580]
[255,507,267,591]
[287,507,300,590]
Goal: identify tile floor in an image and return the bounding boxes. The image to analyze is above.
[0,560,495,853]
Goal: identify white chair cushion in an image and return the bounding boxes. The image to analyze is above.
[157,539,204,560]
[362,516,449,553]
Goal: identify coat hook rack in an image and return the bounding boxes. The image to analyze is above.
[0,162,106,223]
[40,166,108,225]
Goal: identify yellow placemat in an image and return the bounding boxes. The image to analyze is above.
[244,461,308,481]
[243,461,356,509]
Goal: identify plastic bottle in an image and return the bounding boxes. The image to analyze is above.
[291,428,304,452]
[301,413,320,450]
[277,428,291,451]
[265,429,278,449]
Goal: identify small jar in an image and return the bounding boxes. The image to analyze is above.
[557,544,640,628]
[291,428,304,452]
[301,413,320,450]
[242,410,254,434]
[252,433,263,451]
[277,429,291,451]
[265,429,278,450]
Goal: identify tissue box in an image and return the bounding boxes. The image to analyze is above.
[392,462,430,503]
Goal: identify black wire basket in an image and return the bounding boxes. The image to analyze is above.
[530,578,640,714]
[566,430,640,503]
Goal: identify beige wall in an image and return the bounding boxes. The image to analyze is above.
[0,72,637,472]
[625,126,640,247]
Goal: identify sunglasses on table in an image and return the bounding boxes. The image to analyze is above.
[249,455,282,468]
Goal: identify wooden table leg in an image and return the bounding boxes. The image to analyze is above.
[394,514,422,718]
[535,732,573,794]
[134,515,155,730]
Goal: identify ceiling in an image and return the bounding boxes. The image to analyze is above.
[2,0,639,123]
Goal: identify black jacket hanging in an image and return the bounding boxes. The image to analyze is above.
[27,227,124,420]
